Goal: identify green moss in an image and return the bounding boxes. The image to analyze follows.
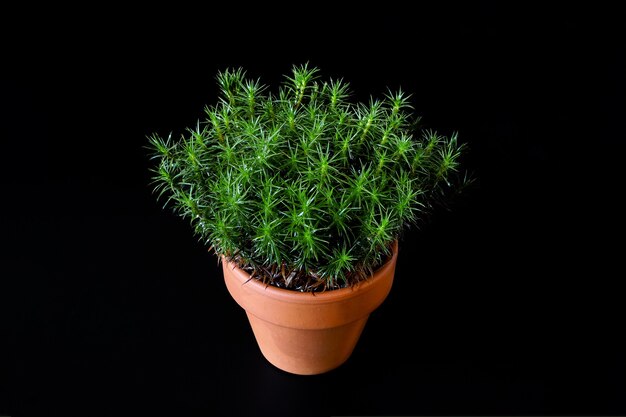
[148,64,469,291]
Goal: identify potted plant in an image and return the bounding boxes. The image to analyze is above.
[148,64,469,375]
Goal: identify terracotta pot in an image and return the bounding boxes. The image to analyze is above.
[222,241,398,375]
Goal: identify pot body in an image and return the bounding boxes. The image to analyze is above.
[222,242,398,375]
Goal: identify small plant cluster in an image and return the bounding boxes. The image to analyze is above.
[149,64,468,291]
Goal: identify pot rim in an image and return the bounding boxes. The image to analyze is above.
[222,240,398,305]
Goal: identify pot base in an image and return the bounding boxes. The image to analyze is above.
[247,312,369,375]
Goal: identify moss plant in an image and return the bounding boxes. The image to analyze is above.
[148,64,469,291]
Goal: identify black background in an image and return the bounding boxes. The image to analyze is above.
[2,4,625,417]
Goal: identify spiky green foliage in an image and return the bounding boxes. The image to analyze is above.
[148,64,468,291]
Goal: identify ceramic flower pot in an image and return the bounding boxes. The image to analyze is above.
[222,241,398,375]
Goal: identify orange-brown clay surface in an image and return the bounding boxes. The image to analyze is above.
[223,242,398,375]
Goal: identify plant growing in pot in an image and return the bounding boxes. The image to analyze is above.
[148,64,469,375]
